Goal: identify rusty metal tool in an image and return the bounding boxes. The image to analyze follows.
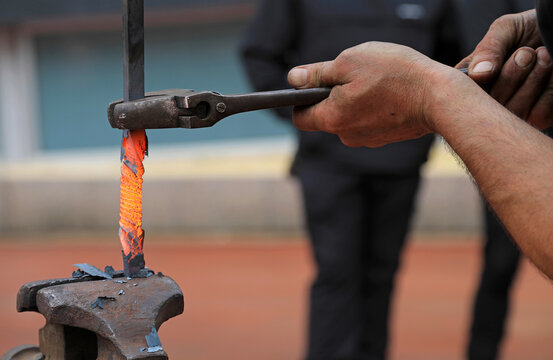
[3,270,184,360]
[108,87,332,130]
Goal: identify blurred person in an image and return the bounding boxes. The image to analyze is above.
[459,1,535,359]
[240,1,461,359]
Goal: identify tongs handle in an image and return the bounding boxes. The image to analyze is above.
[220,87,331,116]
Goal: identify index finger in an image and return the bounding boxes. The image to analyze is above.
[458,10,541,84]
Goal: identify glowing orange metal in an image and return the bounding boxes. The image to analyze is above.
[119,129,148,276]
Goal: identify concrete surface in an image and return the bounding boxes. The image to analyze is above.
[0,139,484,234]
[0,175,481,233]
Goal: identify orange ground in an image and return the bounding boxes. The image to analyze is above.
[1,235,552,360]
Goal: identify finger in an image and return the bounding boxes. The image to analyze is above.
[526,78,553,129]
[506,47,553,118]
[292,87,344,132]
[288,60,341,89]
[526,57,553,129]
[467,14,528,84]
[490,47,536,105]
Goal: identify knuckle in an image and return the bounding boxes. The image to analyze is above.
[338,47,354,61]
[312,66,324,86]
[336,47,357,68]
[480,14,518,52]
[497,13,514,23]
[491,13,516,30]
[486,18,503,36]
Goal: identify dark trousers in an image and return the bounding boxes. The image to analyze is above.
[298,166,421,360]
[467,204,521,360]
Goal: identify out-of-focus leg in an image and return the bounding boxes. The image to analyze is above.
[467,203,521,360]
[298,165,365,360]
[359,173,421,360]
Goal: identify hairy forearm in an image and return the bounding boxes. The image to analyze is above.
[429,69,553,277]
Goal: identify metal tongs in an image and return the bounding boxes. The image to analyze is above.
[108,87,331,130]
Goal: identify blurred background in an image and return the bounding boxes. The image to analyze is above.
[0,1,552,359]
[0,0,478,235]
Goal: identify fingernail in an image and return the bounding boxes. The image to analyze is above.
[472,61,494,73]
[289,68,308,87]
[515,49,534,67]
[537,48,552,66]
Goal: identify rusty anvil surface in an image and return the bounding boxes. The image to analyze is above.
[14,272,184,360]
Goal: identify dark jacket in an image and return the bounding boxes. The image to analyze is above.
[241,0,462,174]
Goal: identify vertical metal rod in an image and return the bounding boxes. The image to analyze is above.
[120,0,147,277]
[123,0,144,102]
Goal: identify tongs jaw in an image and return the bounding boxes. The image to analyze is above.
[108,87,332,130]
[176,90,233,128]
[108,89,208,130]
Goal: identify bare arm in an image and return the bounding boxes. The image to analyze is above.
[287,41,553,278]
[430,68,553,277]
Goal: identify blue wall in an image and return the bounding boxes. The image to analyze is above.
[36,20,292,151]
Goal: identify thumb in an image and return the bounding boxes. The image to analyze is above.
[288,61,337,89]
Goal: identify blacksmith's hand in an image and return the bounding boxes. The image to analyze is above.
[287,42,467,148]
[457,10,553,129]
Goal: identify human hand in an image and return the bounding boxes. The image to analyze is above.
[287,42,462,147]
[457,10,553,129]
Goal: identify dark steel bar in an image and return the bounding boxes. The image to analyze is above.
[123,0,144,102]
[121,0,147,278]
